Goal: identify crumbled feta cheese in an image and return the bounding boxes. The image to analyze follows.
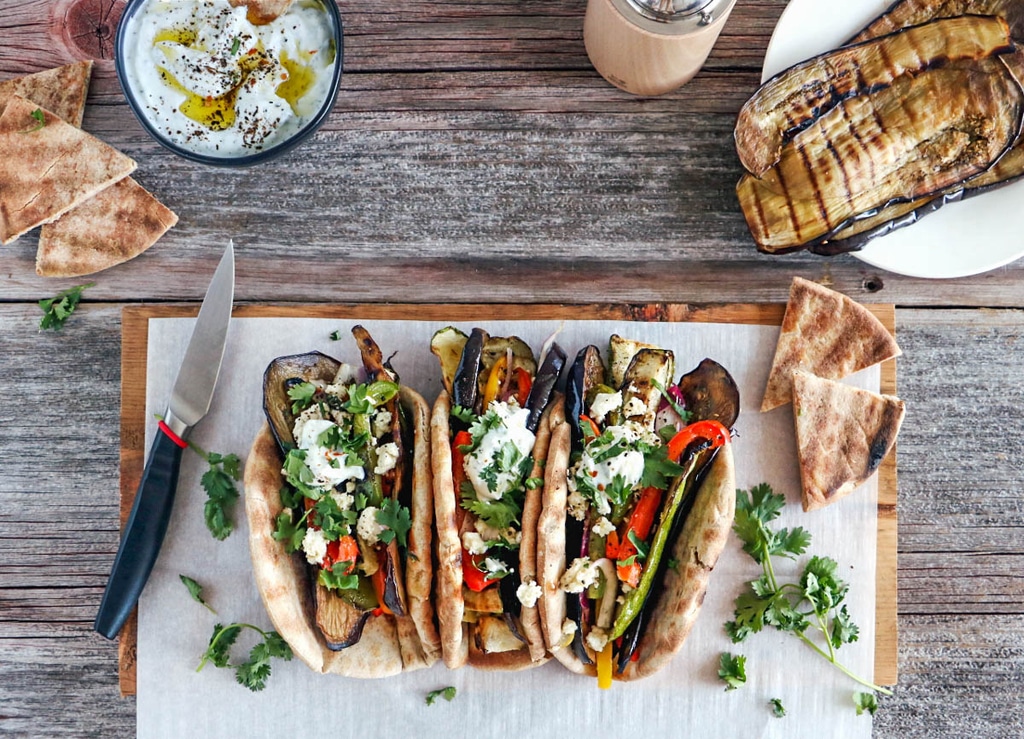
[371,409,393,439]
[332,363,358,385]
[623,396,646,418]
[589,391,622,424]
[574,424,644,514]
[567,490,588,521]
[323,382,350,399]
[560,557,600,593]
[374,442,399,475]
[516,580,542,608]
[356,506,385,544]
[330,491,354,511]
[586,627,609,653]
[475,517,504,542]
[561,619,578,637]
[482,557,511,579]
[462,531,489,555]
[301,527,328,565]
[592,516,616,538]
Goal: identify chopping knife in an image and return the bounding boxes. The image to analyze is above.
[95,242,235,640]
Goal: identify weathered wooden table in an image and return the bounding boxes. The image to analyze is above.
[1,0,1022,736]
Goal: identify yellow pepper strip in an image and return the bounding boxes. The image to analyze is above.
[597,643,613,689]
[482,355,508,408]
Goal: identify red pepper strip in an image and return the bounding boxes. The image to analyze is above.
[322,535,359,573]
[605,529,621,560]
[614,486,663,587]
[462,549,497,592]
[511,367,532,406]
[579,414,601,440]
[666,419,731,463]
[451,430,472,530]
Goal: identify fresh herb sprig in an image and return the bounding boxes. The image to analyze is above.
[726,483,892,699]
[186,438,241,540]
[718,652,746,691]
[197,622,292,692]
[38,282,94,330]
[180,574,216,614]
[19,107,46,134]
[425,686,457,705]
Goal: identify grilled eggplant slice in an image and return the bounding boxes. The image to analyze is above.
[850,0,1024,44]
[262,351,341,452]
[738,57,1024,253]
[735,15,1014,177]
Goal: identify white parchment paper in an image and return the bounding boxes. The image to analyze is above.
[138,317,878,739]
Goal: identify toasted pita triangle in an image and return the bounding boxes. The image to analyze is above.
[793,370,905,512]
[0,62,93,127]
[0,96,136,244]
[229,0,294,24]
[761,277,901,411]
[36,177,177,277]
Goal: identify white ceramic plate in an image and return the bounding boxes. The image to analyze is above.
[762,0,1024,278]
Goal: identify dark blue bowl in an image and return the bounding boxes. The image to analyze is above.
[115,0,343,167]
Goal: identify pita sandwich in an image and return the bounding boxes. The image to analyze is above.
[792,369,905,512]
[245,384,442,677]
[761,277,901,412]
[36,177,177,277]
[0,95,135,244]
[0,62,92,127]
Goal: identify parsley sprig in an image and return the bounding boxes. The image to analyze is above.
[425,686,457,705]
[197,622,293,692]
[726,483,892,699]
[38,282,94,330]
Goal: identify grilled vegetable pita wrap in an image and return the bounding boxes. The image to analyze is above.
[244,327,441,677]
[537,336,739,684]
[429,326,566,669]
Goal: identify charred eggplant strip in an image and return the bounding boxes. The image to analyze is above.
[453,328,487,412]
[850,0,1024,44]
[526,343,567,433]
[566,346,605,451]
[738,57,1024,253]
[736,14,1014,177]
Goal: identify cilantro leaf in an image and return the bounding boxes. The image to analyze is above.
[318,563,360,590]
[38,282,94,331]
[287,382,317,414]
[272,508,307,553]
[375,498,412,547]
[460,481,521,532]
[524,476,544,490]
[19,107,46,134]
[854,691,879,716]
[425,686,457,705]
[639,441,685,490]
[344,381,399,414]
[180,574,216,614]
[769,698,786,718]
[197,622,292,692]
[198,450,241,540]
[728,481,892,701]
[718,652,746,691]
[450,405,475,424]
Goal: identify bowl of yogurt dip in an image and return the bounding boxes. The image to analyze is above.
[116,0,342,165]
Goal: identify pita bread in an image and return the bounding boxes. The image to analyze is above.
[243,387,439,677]
[793,370,905,512]
[35,177,176,277]
[430,388,549,670]
[0,62,92,127]
[761,277,901,412]
[0,95,135,244]
[538,427,736,681]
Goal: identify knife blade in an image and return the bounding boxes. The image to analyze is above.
[95,242,235,640]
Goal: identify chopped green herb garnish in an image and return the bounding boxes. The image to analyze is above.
[718,652,746,691]
[19,107,45,133]
[329,329,342,340]
[770,698,786,718]
[180,574,216,614]
[197,622,292,692]
[854,691,879,716]
[425,686,457,705]
[38,282,94,330]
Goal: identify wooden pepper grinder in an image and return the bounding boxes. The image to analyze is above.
[584,0,738,96]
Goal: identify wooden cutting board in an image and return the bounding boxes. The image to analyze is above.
[118,302,900,696]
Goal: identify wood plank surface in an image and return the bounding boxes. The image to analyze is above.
[0,0,1023,735]
[115,301,900,695]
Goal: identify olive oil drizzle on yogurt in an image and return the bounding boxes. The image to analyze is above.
[123,0,336,155]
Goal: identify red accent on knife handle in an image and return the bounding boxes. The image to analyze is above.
[94,429,185,640]
[158,420,189,448]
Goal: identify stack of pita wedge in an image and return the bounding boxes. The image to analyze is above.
[762,277,906,511]
[0,62,177,277]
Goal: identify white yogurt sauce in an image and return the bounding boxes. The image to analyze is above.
[121,0,337,156]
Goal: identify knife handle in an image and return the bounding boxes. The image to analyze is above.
[95,429,185,640]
